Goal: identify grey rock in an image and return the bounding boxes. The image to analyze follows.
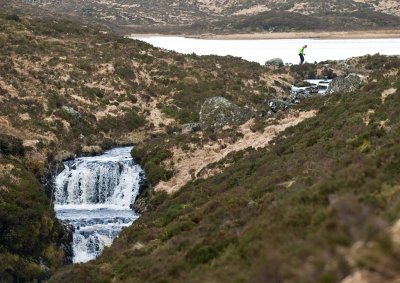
[268,99,289,112]
[40,259,50,273]
[59,221,74,264]
[200,96,253,129]
[288,86,320,104]
[182,123,201,133]
[265,58,284,67]
[294,80,313,87]
[62,106,81,119]
[288,93,306,104]
[326,73,362,94]
[132,197,147,214]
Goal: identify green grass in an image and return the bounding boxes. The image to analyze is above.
[49,61,400,282]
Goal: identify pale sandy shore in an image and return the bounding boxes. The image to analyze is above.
[131,30,400,40]
[193,30,400,40]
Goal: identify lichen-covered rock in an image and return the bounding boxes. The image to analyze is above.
[268,99,289,113]
[289,86,320,104]
[326,73,362,94]
[62,106,81,119]
[199,97,253,130]
[265,58,284,67]
[182,123,201,133]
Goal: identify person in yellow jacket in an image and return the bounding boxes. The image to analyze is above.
[299,45,307,65]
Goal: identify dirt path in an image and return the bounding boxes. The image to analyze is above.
[155,110,317,193]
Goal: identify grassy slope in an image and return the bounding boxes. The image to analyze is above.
[0,11,277,157]
[0,156,65,282]
[50,57,400,282]
[1,2,400,283]
[225,10,400,33]
[0,5,289,281]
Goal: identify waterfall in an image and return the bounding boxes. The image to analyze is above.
[54,147,144,263]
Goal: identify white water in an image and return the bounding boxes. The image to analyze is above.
[130,36,400,65]
[54,147,144,263]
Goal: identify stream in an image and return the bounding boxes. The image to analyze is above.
[53,147,144,263]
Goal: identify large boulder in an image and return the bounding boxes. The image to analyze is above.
[326,73,362,94]
[265,58,284,67]
[62,105,81,119]
[199,96,253,129]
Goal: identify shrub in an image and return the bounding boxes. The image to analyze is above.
[5,14,21,22]
[0,134,24,156]
[185,239,233,267]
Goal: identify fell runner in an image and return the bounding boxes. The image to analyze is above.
[299,45,307,65]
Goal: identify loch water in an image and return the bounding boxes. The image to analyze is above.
[131,36,400,65]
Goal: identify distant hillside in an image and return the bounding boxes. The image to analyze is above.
[19,0,400,34]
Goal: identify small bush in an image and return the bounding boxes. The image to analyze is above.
[6,14,21,22]
[0,134,24,156]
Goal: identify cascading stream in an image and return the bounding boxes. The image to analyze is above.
[54,147,144,263]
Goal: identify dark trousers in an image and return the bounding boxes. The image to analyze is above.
[299,54,304,65]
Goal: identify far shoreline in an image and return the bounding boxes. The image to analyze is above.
[130,30,400,40]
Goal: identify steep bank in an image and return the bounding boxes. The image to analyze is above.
[50,57,400,283]
[155,110,317,194]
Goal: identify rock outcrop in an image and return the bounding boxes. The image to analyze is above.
[326,73,362,94]
[268,99,289,113]
[59,222,74,264]
[265,58,284,67]
[182,123,201,133]
[62,106,81,119]
[199,96,253,130]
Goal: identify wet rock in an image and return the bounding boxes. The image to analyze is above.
[200,96,253,130]
[265,58,284,67]
[131,171,148,213]
[59,221,74,264]
[307,86,319,94]
[288,87,318,104]
[326,73,362,94]
[318,84,328,90]
[294,80,313,87]
[43,160,66,199]
[138,170,148,195]
[132,197,147,214]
